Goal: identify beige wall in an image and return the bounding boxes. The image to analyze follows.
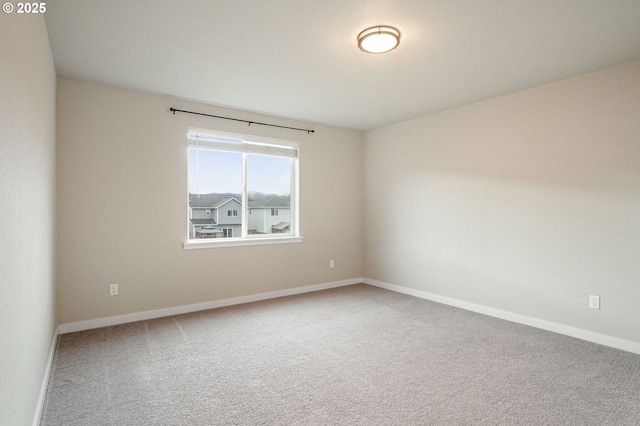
[56,78,363,324]
[0,14,57,426]
[364,60,640,344]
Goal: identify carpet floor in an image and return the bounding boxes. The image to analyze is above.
[40,284,640,425]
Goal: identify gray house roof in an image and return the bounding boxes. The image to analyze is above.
[189,193,241,208]
[248,196,290,209]
[190,193,290,209]
[190,218,217,225]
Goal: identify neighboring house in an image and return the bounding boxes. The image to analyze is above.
[248,196,291,234]
[189,193,242,239]
[189,193,291,238]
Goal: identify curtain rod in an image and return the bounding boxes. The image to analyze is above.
[169,108,315,134]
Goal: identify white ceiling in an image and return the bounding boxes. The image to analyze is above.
[44,0,640,131]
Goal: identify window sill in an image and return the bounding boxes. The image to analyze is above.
[183,236,303,250]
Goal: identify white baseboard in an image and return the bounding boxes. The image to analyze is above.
[57,277,640,355]
[58,278,363,334]
[364,278,640,356]
[33,330,58,426]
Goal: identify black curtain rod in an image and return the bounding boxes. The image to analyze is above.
[169,108,315,134]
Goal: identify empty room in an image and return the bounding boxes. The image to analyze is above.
[2,1,640,425]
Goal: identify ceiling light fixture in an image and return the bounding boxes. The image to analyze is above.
[357,25,401,54]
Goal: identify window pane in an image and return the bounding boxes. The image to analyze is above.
[247,154,292,235]
[188,149,242,239]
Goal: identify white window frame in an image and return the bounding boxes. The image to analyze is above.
[184,128,302,249]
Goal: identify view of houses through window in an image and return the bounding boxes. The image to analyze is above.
[188,192,292,239]
[187,130,297,241]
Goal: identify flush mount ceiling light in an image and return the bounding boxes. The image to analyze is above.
[357,25,401,54]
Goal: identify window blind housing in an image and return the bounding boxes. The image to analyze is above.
[188,131,298,158]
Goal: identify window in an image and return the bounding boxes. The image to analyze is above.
[186,129,301,249]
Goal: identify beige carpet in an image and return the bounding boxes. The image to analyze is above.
[40,284,640,425]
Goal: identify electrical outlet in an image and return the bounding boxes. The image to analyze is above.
[329,259,335,269]
[589,295,600,310]
[110,284,119,296]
